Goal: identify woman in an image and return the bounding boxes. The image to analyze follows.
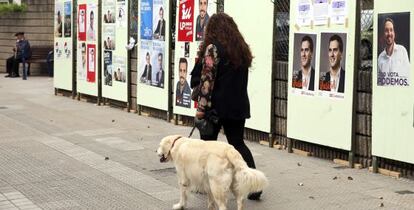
[194,12,262,200]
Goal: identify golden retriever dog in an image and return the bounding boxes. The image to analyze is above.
[157,135,268,210]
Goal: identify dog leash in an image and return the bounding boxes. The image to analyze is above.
[188,125,196,138]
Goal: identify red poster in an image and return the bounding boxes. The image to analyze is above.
[87,44,96,83]
[178,0,194,42]
[78,4,87,41]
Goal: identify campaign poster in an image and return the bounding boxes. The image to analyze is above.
[330,0,347,25]
[55,41,62,59]
[103,0,116,24]
[103,25,116,50]
[377,12,411,87]
[64,1,72,37]
[55,3,63,37]
[77,42,87,81]
[291,33,317,96]
[87,44,96,83]
[78,4,86,41]
[297,0,312,27]
[178,0,194,42]
[104,50,113,86]
[139,40,153,85]
[195,0,211,41]
[140,0,153,40]
[113,56,126,83]
[175,57,191,108]
[318,32,347,99]
[63,41,71,59]
[117,0,127,28]
[152,0,165,41]
[87,3,97,41]
[152,41,165,88]
[313,0,329,26]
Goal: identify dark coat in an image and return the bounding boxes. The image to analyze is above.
[210,43,250,120]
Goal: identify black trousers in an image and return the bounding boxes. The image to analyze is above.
[6,56,22,76]
[200,118,256,169]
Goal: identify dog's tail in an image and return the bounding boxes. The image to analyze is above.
[226,148,268,195]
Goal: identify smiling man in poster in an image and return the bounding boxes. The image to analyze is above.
[319,34,345,93]
[292,35,315,91]
[378,17,411,86]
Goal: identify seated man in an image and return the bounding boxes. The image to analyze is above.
[6,32,31,78]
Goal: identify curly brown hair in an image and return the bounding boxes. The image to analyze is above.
[200,12,253,68]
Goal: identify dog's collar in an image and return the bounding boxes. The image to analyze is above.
[170,136,183,151]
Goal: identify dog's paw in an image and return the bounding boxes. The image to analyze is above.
[172,203,184,210]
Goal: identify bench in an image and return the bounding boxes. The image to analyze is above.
[24,45,53,76]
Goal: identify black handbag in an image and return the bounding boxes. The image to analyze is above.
[194,109,219,136]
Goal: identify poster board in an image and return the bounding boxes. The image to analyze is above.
[225,1,273,132]
[54,0,73,91]
[101,0,128,102]
[287,0,357,150]
[172,0,216,116]
[372,0,414,164]
[136,0,171,111]
[76,0,99,96]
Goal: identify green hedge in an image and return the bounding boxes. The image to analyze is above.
[0,3,27,14]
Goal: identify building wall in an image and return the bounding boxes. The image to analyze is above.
[0,0,54,75]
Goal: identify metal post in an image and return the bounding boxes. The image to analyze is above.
[372,156,379,173]
[97,0,102,106]
[349,0,362,168]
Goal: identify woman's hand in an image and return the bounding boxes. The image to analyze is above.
[195,111,205,119]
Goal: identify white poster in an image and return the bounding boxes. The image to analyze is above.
[330,0,347,25]
[54,0,73,91]
[113,56,126,83]
[77,0,99,96]
[372,1,414,164]
[101,0,128,102]
[287,0,357,150]
[297,0,312,27]
[313,0,329,26]
[55,3,64,37]
[77,42,87,81]
[117,1,127,28]
[225,1,273,132]
[103,25,116,50]
[137,0,170,111]
[87,3,97,41]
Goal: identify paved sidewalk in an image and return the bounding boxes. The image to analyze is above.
[0,75,413,210]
